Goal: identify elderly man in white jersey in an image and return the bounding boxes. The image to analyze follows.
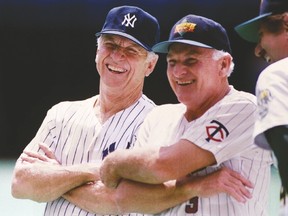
[11,6,254,216]
[100,14,273,216]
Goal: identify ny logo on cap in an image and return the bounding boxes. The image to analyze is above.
[122,13,137,28]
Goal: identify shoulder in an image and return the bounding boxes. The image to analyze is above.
[266,57,288,70]
[48,95,97,114]
[206,87,257,119]
[223,86,257,107]
[147,103,185,118]
[139,94,156,109]
[259,57,288,81]
[128,95,156,118]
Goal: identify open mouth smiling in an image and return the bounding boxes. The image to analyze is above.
[107,64,128,73]
[176,80,195,86]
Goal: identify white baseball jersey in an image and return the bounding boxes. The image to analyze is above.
[24,94,155,216]
[136,86,272,216]
[254,57,288,150]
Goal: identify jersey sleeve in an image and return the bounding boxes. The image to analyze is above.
[134,104,185,149]
[181,97,257,165]
[23,103,59,153]
[134,107,159,149]
[254,66,288,149]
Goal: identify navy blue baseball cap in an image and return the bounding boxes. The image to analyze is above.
[96,6,160,51]
[235,0,288,43]
[152,14,231,54]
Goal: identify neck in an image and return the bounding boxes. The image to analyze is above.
[185,84,230,122]
[95,85,143,123]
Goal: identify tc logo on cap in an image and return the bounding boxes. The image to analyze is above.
[174,22,197,36]
[122,13,137,28]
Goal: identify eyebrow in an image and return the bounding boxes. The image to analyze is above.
[104,36,146,52]
[102,35,136,46]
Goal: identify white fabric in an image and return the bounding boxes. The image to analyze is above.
[136,86,272,216]
[25,94,155,216]
[254,57,288,149]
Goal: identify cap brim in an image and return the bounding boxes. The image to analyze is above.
[152,39,212,53]
[234,12,272,43]
[96,30,151,51]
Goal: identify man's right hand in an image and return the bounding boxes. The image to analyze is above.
[182,167,253,203]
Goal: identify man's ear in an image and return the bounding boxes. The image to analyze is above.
[283,12,288,24]
[283,12,288,32]
[219,54,232,77]
[145,54,159,77]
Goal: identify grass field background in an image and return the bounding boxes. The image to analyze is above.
[0,159,45,216]
[1,159,286,216]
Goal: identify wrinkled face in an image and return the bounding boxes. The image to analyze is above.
[166,43,226,108]
[96,34,152,93]
[255,23,288,63]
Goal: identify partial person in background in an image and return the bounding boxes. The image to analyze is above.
[11,5,252,216]
[235,0,288,215]
[100,14,273,216]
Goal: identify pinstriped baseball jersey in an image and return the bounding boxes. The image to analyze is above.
[25,94,155,216]
[254,57,288,150]
[136,86,272,216]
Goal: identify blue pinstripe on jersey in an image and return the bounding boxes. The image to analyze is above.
[26,94,155,216]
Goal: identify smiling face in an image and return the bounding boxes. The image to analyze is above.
[96,34,157,96]
[166,43,230,119]
[254,13,288,63]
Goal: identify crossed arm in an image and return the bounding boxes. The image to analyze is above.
[11,143,253,214]
[100,139,220,187]
[11,143,99,202]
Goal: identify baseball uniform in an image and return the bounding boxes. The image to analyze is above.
[136,86,272,216]
[23,94,155,216]
[253,57,288,216]
[254,57,288,150]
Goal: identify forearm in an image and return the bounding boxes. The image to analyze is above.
[114,179,193,214]
[115,167,252,213]
[100,141,216,188]
[63,181,120,214]
[63,178,193,215]
[100,147,169,188]
[64,167,252,214]
[11,161,98,202]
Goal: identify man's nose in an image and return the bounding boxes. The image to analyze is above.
[111,47,127,60]
[172,65,188,78]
